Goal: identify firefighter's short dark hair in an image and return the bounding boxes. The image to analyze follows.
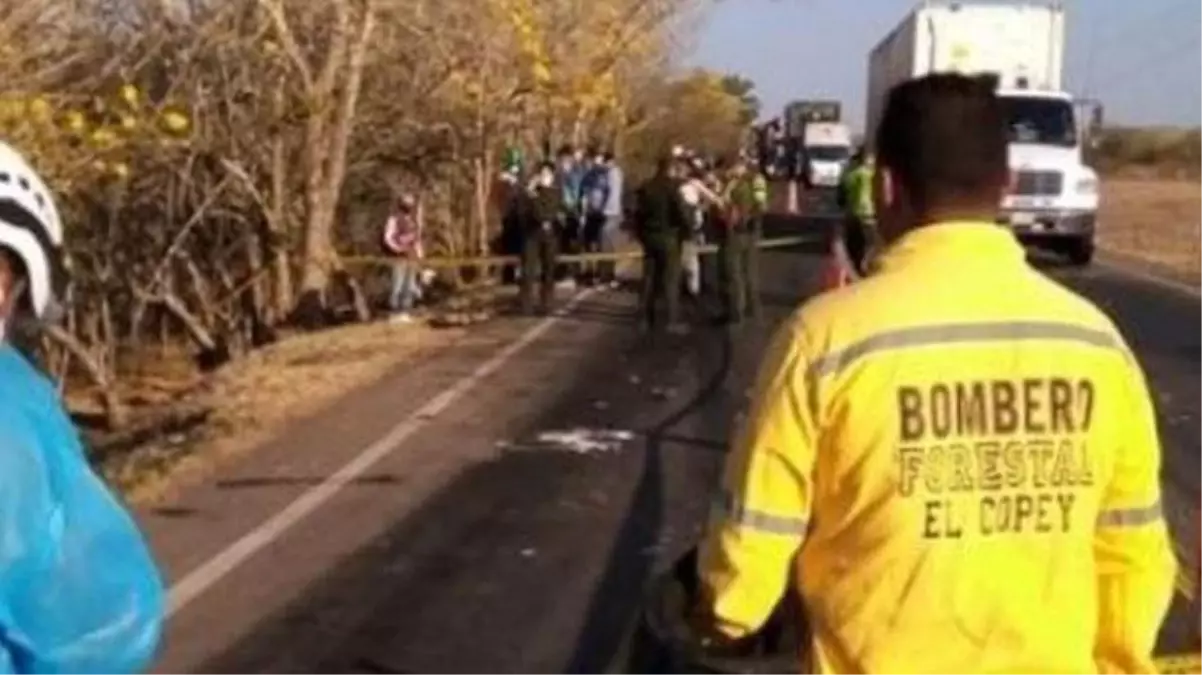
[875,73,1008,214]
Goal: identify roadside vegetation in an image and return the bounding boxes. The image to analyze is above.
[1093,127,1201,279]
[1092,127,1201,180]
[0,0,756,492]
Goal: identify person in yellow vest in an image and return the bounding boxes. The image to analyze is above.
[692,73,1175,673]
[836,147,876,276]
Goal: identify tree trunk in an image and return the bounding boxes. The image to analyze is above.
[268,85,295,321]
[245,230,265,319]
[293,0,378,329]
[43,324,128,430]
[157,291,230,372]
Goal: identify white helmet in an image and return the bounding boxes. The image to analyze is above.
[0,141,64,320]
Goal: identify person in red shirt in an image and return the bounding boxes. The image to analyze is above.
[382,193,421,323]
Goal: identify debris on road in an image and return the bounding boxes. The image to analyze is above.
[650,386,678,400]
[498,428,637,456]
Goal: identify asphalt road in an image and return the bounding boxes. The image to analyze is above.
[142,208,1200,673]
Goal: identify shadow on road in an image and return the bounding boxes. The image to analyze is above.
[563,327,734,673]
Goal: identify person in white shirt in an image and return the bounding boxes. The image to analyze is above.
[678,159,724,299]
[598,151,625,287]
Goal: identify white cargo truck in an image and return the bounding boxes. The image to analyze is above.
[802,122,853,188]
[866,1,1100,265]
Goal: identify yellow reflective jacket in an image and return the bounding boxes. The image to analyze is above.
[839,160,875,221]
[698,222,1176,674]
[752,174,769,211]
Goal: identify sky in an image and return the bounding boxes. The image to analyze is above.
[688,0,1202,129]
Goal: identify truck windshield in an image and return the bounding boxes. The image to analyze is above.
[1002,96,1077,147]
[807,145,850,162]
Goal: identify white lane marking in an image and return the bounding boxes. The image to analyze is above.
[166,290,597,617]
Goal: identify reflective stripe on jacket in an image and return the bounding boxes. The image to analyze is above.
[698,222,1175,673]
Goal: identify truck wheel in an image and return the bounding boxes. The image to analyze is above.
[1064,237,1095,266]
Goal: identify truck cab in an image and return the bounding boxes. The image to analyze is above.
[802,122,853,189]
[999,87,1099,264]
[867,1,1101,266]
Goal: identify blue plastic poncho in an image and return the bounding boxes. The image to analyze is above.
[0,344,163,673]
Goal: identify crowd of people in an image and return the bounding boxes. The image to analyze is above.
[486,141,769,331]
[379,132,967,339]
[487,144,624,314]
[631,146,768,332]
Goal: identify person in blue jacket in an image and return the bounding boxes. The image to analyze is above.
[0,141,163,673]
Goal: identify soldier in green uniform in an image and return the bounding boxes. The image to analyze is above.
[633,156,691,333]
[519,160,565,315]
[719,156,769,324]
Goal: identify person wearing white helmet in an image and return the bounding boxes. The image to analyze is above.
[0,141,163,673]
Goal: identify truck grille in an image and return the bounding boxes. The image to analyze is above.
[1013,170,1063,196]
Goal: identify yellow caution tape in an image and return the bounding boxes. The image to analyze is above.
[1156,652,1201,674]
[341,234,818,269]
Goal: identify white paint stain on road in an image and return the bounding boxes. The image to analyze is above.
[497,428,637,456]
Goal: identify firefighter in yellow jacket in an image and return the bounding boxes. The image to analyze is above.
[694,73,1175,673]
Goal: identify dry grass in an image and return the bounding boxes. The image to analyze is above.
[107,318,465,503]
[96,234,682,502]
[1099,179,1201,279]
[1093,127,1200,180]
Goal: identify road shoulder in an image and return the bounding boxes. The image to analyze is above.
[147,289,649,671]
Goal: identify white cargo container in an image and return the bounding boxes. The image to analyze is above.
[866,1,1100,265]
